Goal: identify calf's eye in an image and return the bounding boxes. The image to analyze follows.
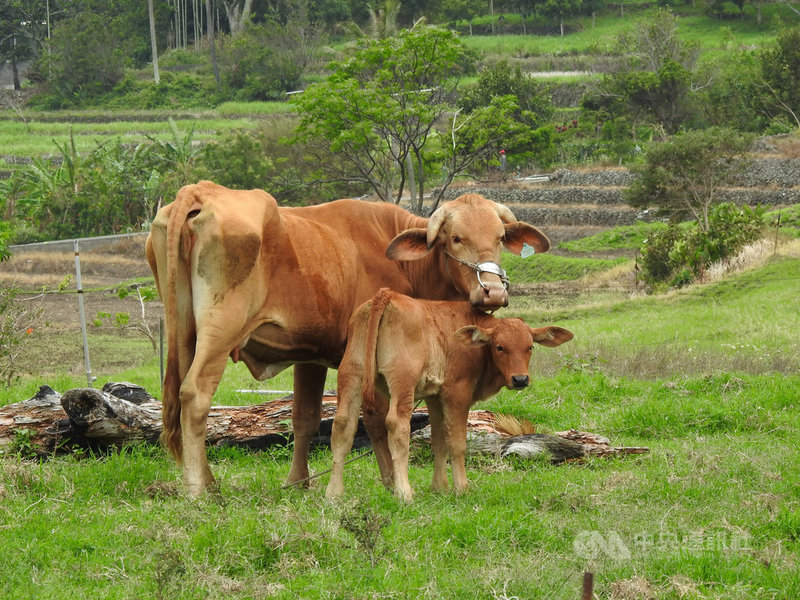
[496,345,504,352]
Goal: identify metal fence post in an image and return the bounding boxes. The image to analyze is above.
[74,239,94,387]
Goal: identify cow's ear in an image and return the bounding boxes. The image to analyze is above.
[386,228,431,261]
[530,326,574,348]
[454,325,491,347]
[503,223,550,255]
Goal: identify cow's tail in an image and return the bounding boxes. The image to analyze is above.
[360,288,393,414]
[161,185,203,462]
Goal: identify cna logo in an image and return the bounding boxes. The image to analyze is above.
[573,530,632,560]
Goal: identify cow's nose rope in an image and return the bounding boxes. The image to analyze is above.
[443,250,509,290]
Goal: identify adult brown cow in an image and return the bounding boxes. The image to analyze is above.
[326,288,573,501]
[146,180,550,496]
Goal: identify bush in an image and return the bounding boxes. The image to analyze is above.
[31,12,132,108]
[0,285,44,386]
[197,120,363,204]
[639,203,765,287]
[219,21,320,101]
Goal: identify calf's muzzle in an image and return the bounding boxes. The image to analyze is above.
[510,374,530,389]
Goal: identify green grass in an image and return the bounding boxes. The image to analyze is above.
[512,254,800,377]
[505,251,629,282]
[2,244,800,598]
[214,101,296,115]
[558,222,667,252]
[0,117,259,159]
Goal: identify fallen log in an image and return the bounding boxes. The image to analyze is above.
[0,384,649,462]
[0,386,72,455]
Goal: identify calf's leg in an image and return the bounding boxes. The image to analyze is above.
[384,387,415,502]
[362,391,394,488]
[326,366,362,499]
[442,393,471,494]
[426,399,450,492]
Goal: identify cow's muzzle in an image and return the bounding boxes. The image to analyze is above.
[446,251,510,308]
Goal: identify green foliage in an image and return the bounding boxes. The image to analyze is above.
[1,123,201,242]
[8,428,38,459]
[219,21,321,101]
[638,202,766,286]
[457,59,558,169]
[625,127,753,231]
[32,12,132,108]
[459,60,554,129]
[294,26,472,206]
[759,25,800,127]
[700,50,769,132]
[337,500,390,569]
[101,71,220,110]
[199,120,357,204]
[0,221,11,262]
[590,9,701,134]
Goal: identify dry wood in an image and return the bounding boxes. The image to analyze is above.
[0,384,649,461]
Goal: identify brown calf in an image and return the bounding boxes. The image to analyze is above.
[326,288,574,501]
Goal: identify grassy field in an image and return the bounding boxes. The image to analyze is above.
[2,230,799,599]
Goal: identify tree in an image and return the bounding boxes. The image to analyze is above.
[582,0,605,28]
[625,127,752,233]
[224,0,255,34]
[594,9,700,134]
[432,95,537,211]
[220,19,321,100]
[36,11,133,106]
[460,59,554,128]
[759,26,800,128]
[439,0,484,34]
[294,26,471,210]
[0,1,51,89]
[148,0,160,84]
[541,0,581,36]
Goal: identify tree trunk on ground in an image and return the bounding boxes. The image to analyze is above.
[0,384,649,461]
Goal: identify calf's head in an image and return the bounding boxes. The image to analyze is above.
[386,194,550,309]
[455,320,574,390]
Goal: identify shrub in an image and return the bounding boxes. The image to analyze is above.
[639,203,765,287]
[0,286,44,387]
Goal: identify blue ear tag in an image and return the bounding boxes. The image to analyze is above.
[520,243,536,258]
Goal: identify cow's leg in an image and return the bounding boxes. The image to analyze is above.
[362,391,394,488]
[442,398,471,494]
[326,367,362,499]
[286,363,327,486]
[385,389,415,501]
[426,399,449,492]
[179,352,229,496]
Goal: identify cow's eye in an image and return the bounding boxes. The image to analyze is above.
[529,345,534,351]
[496,345,504,352]
[452,235,461,244]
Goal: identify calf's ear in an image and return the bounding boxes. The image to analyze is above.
[454,325,491,347]
[503,223,551,255]
[386,228,431,261]
[530,326,574,348]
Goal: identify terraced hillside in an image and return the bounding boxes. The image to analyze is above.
[443,149,800,249]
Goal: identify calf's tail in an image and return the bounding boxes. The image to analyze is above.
[360,288,393,414]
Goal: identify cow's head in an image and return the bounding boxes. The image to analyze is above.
[386,194,550,309]
[455,320,574,389]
